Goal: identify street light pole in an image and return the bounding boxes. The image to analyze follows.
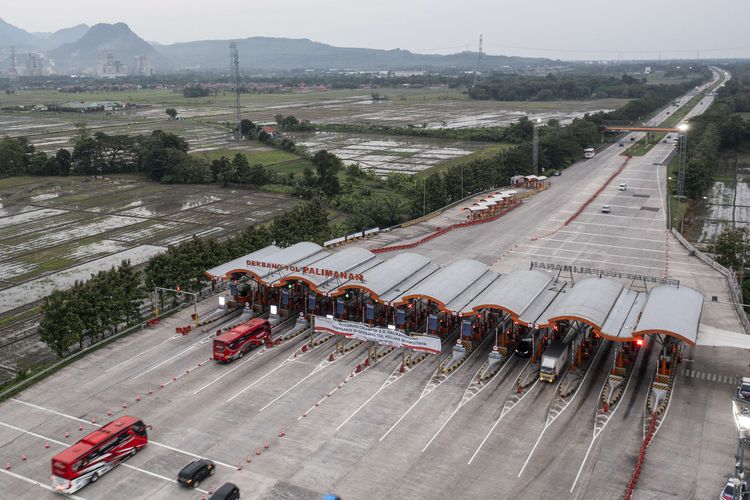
[533,118,541,176]
[676,123,689,199]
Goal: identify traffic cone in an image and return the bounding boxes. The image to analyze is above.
[91,417,96,424]
[79,424,83,431]
[236,463,242,471]
[328,353,335,362]
[256,448,261,455]
[122,402,128,409]
[246,455,252,463]
[107,409,112,416]
[355,364,361,373]
[44,441,49,449]
[135,394,141,401]
[64,431,69,438]
[400,363,405,373]
[21,454,26,462]
[4,463,9,470]
[278,430,285,437]
[264,442,269,449]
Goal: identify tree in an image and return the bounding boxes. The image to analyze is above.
[165,108,178,120]
[38,290,79,357]
[313,150,342,196]
[0,137,27,175]
[240,119,257,138]
[715,227,750,271]
[55,148,72,176]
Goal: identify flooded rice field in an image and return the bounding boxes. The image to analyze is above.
[0,175,294,314]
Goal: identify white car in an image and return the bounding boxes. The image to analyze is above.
[601,206,611,214]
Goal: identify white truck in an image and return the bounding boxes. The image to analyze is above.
[583,147,596,159]
[540,340,571,383]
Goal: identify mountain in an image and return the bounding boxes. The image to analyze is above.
[48,22,161,72]
[45,24,89,50]
[157,36,552,71]
[0,17,38,47]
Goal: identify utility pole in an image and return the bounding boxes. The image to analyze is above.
[230,42,241,140]
[8,47,18,92]
[533,119,541,175]
[677,125,688,199]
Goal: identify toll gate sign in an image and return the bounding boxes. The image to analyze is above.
[314,316,442,354]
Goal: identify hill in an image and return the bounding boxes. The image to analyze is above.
[0,17,38,47]
[45,24,89,50]
[48,22,161,72]
[157,36,553,71]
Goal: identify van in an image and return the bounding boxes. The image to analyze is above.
[210,482,240,500]
[601,206,611,214]
[618,183,627,191]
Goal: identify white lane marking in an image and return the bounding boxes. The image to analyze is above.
[257,353,345,412]
[225,344,321,404]
[0,467,87,500]
[105,334,181,373]
[421,357,520,453]
[193,347,266,395]
[518,344,607,478]
[467,381,539,465]
[555,230,664,243]
[545,220,665,231]
[0,421,208,493]
[517,244,667,263]
[8,399,236,470]
[132,343,202,380]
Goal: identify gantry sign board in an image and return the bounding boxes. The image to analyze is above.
[314,316,442,354]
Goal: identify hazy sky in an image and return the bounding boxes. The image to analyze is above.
[5,0,750,60]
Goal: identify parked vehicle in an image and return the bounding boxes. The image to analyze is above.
[177,459,215,489]
[539,341,571,383]
[601,206,611,214]
[619,183,627,191]
[213,318,271,362]
[583,147,596,159]
[51,416,149,494]
[210,482,240,500]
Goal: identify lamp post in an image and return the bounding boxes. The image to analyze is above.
[533,118,542,176]
[676,123,689,199]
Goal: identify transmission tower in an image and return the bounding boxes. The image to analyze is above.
[8,47,19,92]
[473,34,483,87]
[230,43,241,140]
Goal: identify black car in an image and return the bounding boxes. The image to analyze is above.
[177,459,215,489]
[515,337,532,357]
[210,482,240,500]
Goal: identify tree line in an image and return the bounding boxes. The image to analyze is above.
[38,261,144,357]
[682,72,750,199]
[468,69,711,102]
[38,201,331,358]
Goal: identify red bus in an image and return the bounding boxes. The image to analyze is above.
[213,318,271,363]
[51,416,149,494]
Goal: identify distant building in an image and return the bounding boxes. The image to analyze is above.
[25,53,45,76]
[644,66,651,75]
[133,55,152,76]
[97,52,128,78]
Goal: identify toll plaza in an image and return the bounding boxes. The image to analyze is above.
[205,241,721,388]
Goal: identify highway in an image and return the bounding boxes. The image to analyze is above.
[0,68,744,500]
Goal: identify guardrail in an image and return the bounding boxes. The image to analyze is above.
[670,228,750,334]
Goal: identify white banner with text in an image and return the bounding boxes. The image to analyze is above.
[314,316,441,354]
